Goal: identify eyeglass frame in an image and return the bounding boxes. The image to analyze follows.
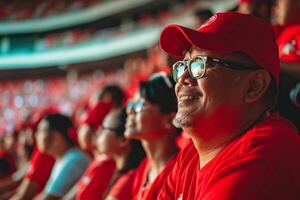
[127,99,153,113]
[127,99,144,113]
[172,55,261,82]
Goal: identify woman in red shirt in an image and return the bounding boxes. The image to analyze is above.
[125,72,180,200]
[97,108,145,200]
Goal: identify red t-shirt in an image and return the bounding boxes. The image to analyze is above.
[75,156,116,200]
[106,169,136,200]
[175,133,191,150]
[158,113,300,200]
[132,156,177,200]
[25,148,55,193]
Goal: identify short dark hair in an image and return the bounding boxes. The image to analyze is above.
[194,9,213,20]
[140,73,177,114]
[44,113,75,146]
[105,108,127,138]
[100,85,124,107]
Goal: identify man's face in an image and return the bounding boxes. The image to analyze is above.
[173,48,252,132]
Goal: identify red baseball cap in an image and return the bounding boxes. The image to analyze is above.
[160,12,280,84]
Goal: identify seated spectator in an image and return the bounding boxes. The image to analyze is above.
[125,73,180,200]
[273,0,300,130]
[10,109,57,200]
[78,85,124,156]
[158,12,300,199]
[98,108,145,200]
[10,149,55,200]
[71,108,145,200]
[34,113,91,200]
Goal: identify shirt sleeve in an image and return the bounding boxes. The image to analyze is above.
[107,170,136,200]
[25,148,55,191]
[45,151,90,197]
[75,159,115,200]
[200,156,294,200]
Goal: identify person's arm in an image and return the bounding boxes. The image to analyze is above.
[280,62,300,79]
[10,178,39,200]
[62,185,76,200]
[0,177,21,195]
[33,192,59,200]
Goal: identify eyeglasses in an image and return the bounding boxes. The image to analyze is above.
[127,99,150,113]
[172,55,260,82]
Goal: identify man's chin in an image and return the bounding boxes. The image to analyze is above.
[172,112,194,128]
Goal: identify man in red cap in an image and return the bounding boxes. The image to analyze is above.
[158,12,300,199]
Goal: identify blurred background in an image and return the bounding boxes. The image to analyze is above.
[0,0,237,138]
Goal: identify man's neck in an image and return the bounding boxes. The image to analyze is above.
[191,132,239,169]
[189,110,267,169]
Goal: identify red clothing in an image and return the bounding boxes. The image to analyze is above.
[175,133,191,150]
[107,169,136,200]
[276,24,300,62]
[84,101,115,129]
[75,156,116,200]
[132,156,177,200]
[25,148,55,193]
[158,113,300,200]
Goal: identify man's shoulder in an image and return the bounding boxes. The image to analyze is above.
[229,113,300,163]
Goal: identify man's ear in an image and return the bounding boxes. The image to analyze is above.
[245,70,271,104]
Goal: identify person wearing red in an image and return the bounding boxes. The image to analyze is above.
[78,85,124,156]
[64,86,126,200]
[70,108,144,200]
[158,12,300,199]
[10,109,57,200]
[125,73,180,200]
[97,108,145,200]
[273,0,300,130]
[34,114,91,200]
[74,155,116,200]
[19,149,55,195]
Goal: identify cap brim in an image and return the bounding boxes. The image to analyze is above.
[160,24,236,59]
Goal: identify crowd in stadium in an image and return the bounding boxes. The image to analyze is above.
[0,0,299,199]
[0,0,103,21]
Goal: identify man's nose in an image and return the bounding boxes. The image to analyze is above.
[177,67,195,86]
